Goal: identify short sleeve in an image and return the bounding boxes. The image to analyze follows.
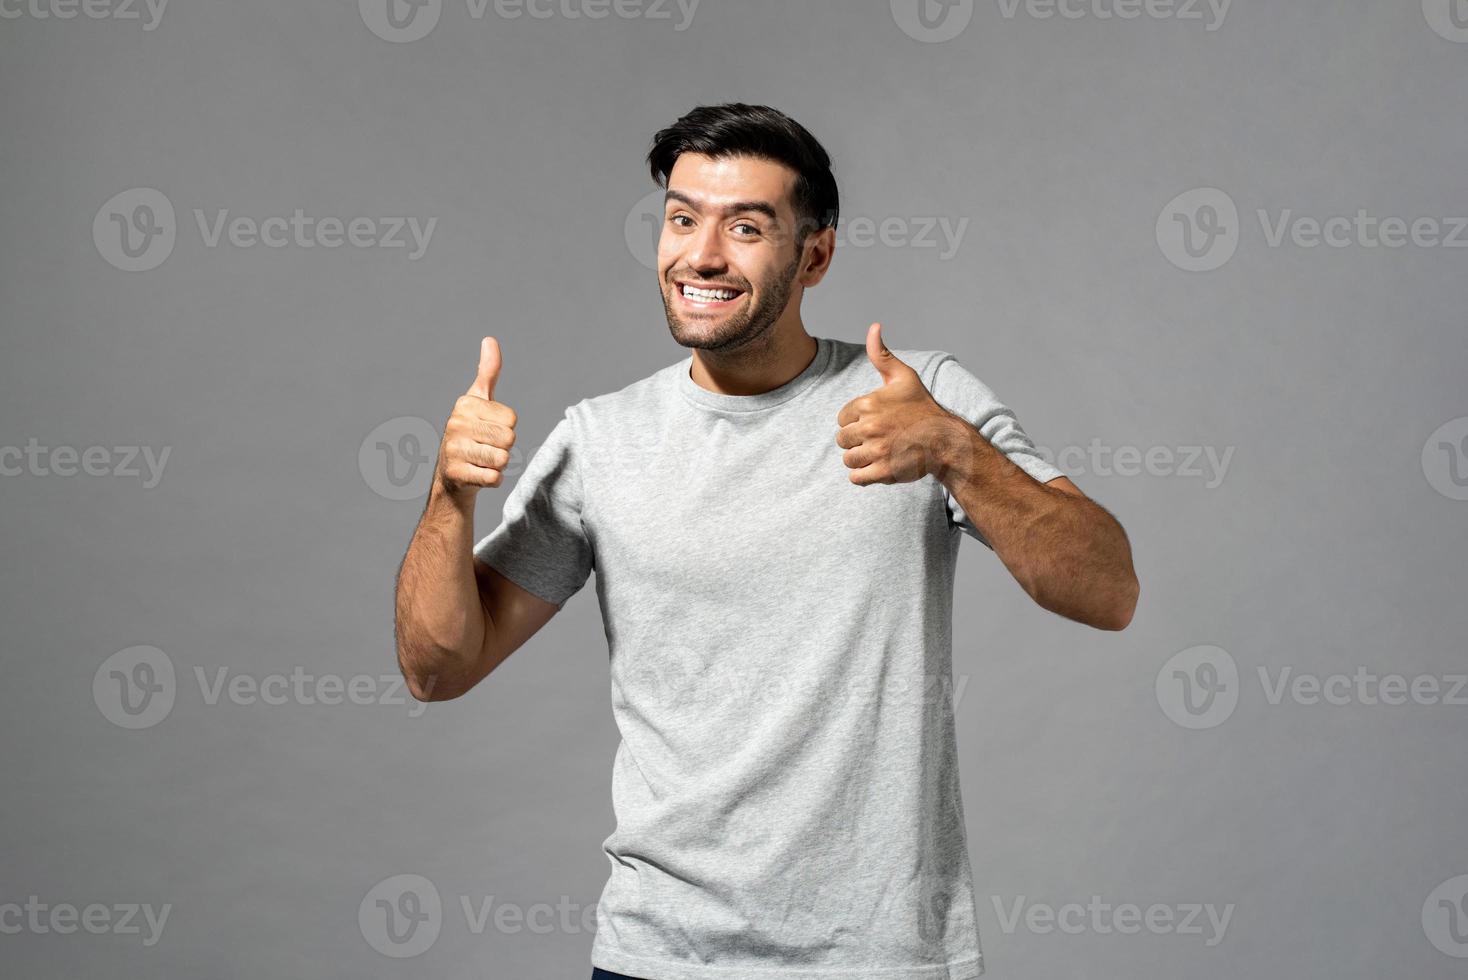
[472,410,594,606]
[926,353,1064,548]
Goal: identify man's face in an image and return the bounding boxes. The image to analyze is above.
[656,152,815,352]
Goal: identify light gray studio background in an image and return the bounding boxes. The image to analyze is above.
[2,1,1466,977]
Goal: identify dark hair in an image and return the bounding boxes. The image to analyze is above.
[646,103,839,248]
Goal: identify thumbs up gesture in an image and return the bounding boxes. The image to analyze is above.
[434,337,518,503]
[835,323,957,486]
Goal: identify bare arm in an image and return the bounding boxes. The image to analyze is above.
[393,337,562,702]
[394,488,561,700]
[836,324,1138,633]
[933,420,1139,631]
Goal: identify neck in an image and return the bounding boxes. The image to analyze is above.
[688,325,818,397]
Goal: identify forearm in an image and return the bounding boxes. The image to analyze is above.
[933,416,1138,630]
[394,483,490,699]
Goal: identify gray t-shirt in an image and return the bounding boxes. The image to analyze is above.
[474,335,1063,980]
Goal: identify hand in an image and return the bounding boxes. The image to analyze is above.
[434,337,518,503]
[835,323,960,486]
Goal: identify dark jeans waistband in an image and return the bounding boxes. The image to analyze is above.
[592,968,651,980]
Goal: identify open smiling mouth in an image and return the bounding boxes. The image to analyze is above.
[675,281,747,310]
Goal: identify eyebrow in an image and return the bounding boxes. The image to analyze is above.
[664,189,779,223]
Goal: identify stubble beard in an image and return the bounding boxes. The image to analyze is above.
[662,249,802,354]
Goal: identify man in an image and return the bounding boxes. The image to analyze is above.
[395,103,1139,980]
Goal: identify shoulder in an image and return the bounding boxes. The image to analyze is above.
[824,336,955,387]
[859,343,1008,411]
[562,354,685,436]
[899,348,957,387]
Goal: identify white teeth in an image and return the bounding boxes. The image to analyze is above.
[681,284,739,301]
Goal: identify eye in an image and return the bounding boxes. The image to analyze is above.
[733,221,760,236]
[669,214,694,229]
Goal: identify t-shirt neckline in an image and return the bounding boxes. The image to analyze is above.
[675,335,833,415]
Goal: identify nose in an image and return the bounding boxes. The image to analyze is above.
[681,221,729,275]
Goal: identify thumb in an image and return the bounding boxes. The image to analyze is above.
[467,336,501,400]
[866,322,901,384]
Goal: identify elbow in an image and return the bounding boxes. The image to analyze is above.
[1097,575,1140,632]
[396,643,472,703]
[404,669,457,703]
[1029,572,1138,632]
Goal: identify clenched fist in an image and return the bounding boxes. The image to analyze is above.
[434,337,518,503]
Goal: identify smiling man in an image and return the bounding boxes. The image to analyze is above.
[394,103,1139,980]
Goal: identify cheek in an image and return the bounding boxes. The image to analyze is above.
[657,230,680,265]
